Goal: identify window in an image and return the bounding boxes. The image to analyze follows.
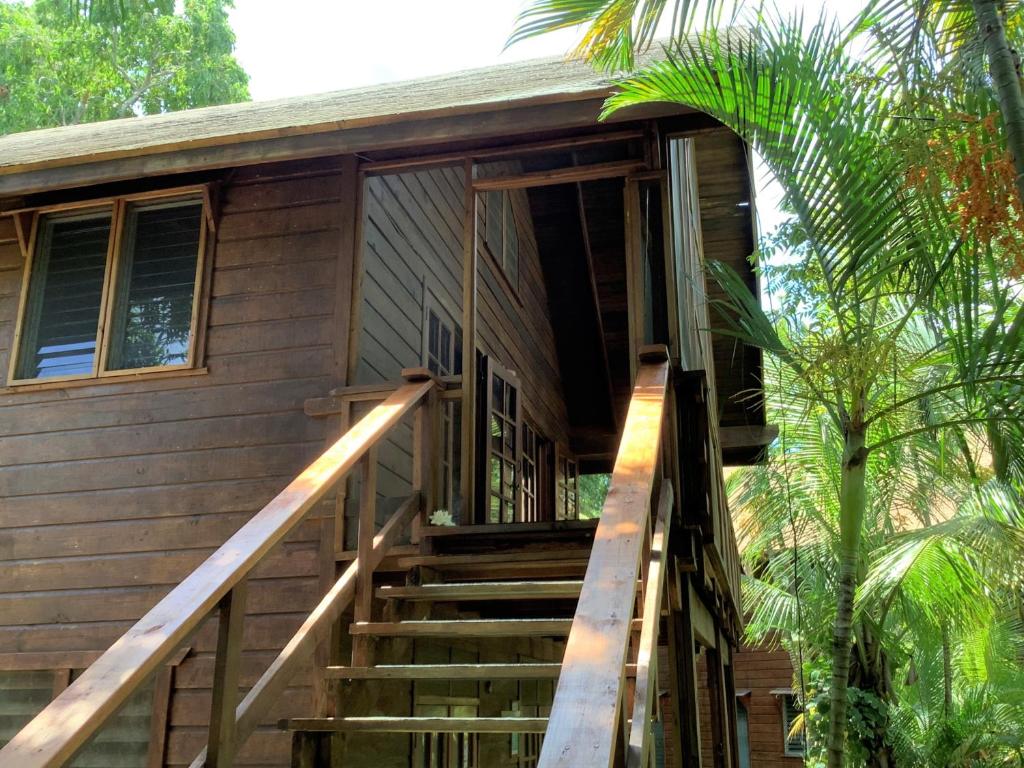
[423,295,463,517]
[521,423,541,523]
[483,358,521,524]
[556,449,579,520]
[781,693,806,757]
[482,190,519,290]
[736,698,751,768]
[10,192,208,385]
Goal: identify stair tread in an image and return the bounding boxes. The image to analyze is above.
[376,580,583,601]
[281,716,549,733]
[349,618,574,637]
[324,663,563,679]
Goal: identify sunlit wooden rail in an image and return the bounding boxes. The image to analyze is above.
[0,370,439,768]
[538,346,672,768]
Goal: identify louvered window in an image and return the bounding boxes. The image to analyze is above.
[10,191,207,385]
[781,693,806,756]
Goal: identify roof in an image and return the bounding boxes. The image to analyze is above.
[0,53,645,179]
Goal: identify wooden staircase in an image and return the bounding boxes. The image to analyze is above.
[280,529,598,760]
[0,348,677,768]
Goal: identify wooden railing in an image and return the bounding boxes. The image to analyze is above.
[0,371,439,768]
[539,346,672,768]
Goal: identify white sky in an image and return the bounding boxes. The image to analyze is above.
[229,0,860,242]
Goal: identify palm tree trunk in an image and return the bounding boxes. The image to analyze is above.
[974,0,1024,205]
[827,427,868,768]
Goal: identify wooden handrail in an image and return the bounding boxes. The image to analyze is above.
[538,348,670,768]
[187,493,421,768]
[626,483,673,768]
[0,377,435,768]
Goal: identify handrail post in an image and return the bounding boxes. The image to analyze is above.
[206,581,247,767]
[626,484,673,768]
[404,367,438,550]
[353,447,378,667]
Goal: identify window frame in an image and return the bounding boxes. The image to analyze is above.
[6,185,213,389]
[778,691,807,757]
[479,189,521,300]
[422,288,462,516]
[480,356,522,524]
[555,445,580,521]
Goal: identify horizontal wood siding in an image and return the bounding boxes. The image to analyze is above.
[0,158,349,767]
[353,167,568,532]
[693,129,760,430]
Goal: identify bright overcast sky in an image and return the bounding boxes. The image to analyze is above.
[229,0,861,246]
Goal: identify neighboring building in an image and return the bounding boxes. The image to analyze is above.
[0,53,767,767]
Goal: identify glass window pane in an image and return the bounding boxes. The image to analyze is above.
[504,194,519,286]
[428,311,440,356]
[485,190,502,255]
[15,212,111,380]
[440,325,451,372]
[106,201,202,371]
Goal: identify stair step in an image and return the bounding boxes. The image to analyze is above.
[376,580,583,601]
[281,716,549,733]
[325,662,640,680]
[349,619,573,637]
[325,663,563,680]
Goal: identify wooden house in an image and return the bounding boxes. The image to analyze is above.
[0,52,769,768]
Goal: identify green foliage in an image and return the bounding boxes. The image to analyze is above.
[578,473,610,518]
[0,0,249,134]
[508,0,1024,763]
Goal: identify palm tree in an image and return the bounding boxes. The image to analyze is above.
[864,0,1024,207]
[511,9,1024,763]
[736,353,1024,765]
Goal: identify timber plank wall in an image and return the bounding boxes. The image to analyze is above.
[0,157,351,766]
[697,648,802,768]
[351,166,569,533]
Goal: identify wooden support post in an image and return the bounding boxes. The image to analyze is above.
[353,448,377,666]
[723,637,740,768]
[706,629,733,768]
[460,158,478,523]
[672,570,703,768]
[147,664,175,768]
[207,582,247,768]
[407,367,437,551]
[662,564,686,768]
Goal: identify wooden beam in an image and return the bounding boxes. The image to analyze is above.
[0,380,433,768]
[187,494,420,768]
[459,158,477,523]
[324,664,564,680]
[626,484,673,768]
[718,424,779,451]
[282,717,549,733]
[349,619,577,637]
[673,570,703,768]
[376,580,583,601]
[538,349,670,768]
[473,159,645,191]
[361,129,645,175]
[11,211,31,259]
[352,448,377,667]
[689,578,718,648]
[206,583,247,768]
[332,155,361,387]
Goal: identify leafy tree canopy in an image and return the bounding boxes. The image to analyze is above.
[0,0,249,135]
